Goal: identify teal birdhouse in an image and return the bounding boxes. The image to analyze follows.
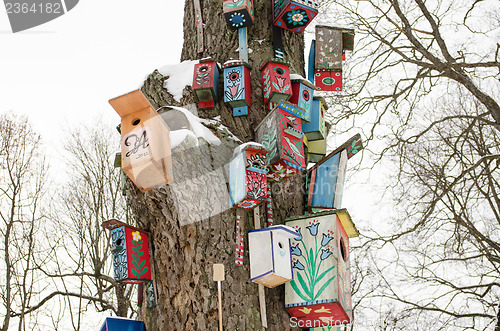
[302,96,327,141]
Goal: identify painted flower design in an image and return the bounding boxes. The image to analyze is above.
[320,248,333,260]
[132,231,142,242]
[227,69,241,83]
[276,75,286,89]
[291,244,302,256]
[228,84,240,97]
[306,220,319,236]
[302,89,310,101]
[293,259,305,270]
[229,12,246,28]
[286,9,308,26]
[321,230,334,246]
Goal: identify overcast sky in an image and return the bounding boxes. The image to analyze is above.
[0,1,184,153]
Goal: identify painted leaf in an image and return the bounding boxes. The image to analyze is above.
[289,279,310,302]
[132,259,141,270]
[139,260,146,268]
[139,266,149,277]
[315,265,335,285]
[314,275,336,300]
[272,82,280,90]
[131,268,140,277]
[296,270,313,300]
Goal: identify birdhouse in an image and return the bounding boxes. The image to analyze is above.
[285,209,358,326]
[273,0,319,33]
[101,219,151,283]
[99,317,145,331]
[109,89,173,192]
[314,70,342,91]
[223,0,254,30]
[315,25,355,70]
[261,58,292,104]
[248,225,299,287]
[304,136,327,163]
[288,75,317,122]
[255,105,306,182]
[307,134,362,212]
[302,96,327,141]
[192,58,220,109]
[223,60,252,116]
[229,143,269,209]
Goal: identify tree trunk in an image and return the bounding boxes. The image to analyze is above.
[131,0,307,329]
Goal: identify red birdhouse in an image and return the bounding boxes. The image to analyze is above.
[192,58,220,109]
[273,0,319,33]
[102,219,151,283]
[255,105,306,182]
[229,144,269,209]
[261,58,292,104]
[314,70,342,91]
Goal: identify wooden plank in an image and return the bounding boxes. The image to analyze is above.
[253,207,268,328]
[308,134,362,173]
[194,0,204,54]
[311,152,340,209]
[238,28,248,63]
[307,40,316,84]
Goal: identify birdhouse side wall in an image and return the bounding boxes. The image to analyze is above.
[110,226,128,282]
[302,97,326,141]
[249,231,273,280]
[309,152,340,210]
[333,150,348,209]
[314,70,342,92]
[192,61,218,102]
[229,152,246,206]
[272,232,293,280]
[278,109,306,170]
[125,227,152,282]
[315,27,343,71]
[336,215,352,321]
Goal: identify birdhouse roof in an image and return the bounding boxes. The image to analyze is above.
[222,60,252,70]
[101,219,149,235]
[285,209,359,238]
[109,90,153,118]
[233,142,268,156]
[290,74,318,89]
[315,25,355,35]
[248,225,300,239]
[308,133,362,172]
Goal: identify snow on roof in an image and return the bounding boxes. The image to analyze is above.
[157,60,197,102]
[290,73,306,80]
[233,142,265,156]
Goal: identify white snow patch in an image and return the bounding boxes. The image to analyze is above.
[199,116,242,143]
[290,73,306,80]
[157,60,197,102]
[170,129,198,149]
[164,106,221,146]
[233,142,265,156]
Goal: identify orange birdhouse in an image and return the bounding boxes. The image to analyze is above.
[109,90,173,192]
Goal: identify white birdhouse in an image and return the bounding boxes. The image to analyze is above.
[248,225,299,288]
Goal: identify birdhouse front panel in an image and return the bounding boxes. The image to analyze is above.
[273,0,318,33]
[261,59,292,104]
[302,96,327,141]
[315,26,343,71]
[99,317,146,331]
[223,0,254,30]
[192,59,219,109]
[223,61,252,108]
[314,70,342,91]
[342,30,355,51]
[249,225,299,288]
[102,220,151,284]
[285,210,356,326]
[255,107,306,182]
[289,78,316,122]
[229,146,269,209]
[307,138,327,163]
[109,90,174,192]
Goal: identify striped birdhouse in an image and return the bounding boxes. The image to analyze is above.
[229,144,269,209]
[223,60,252,116]
[192,58,220,109]
[288,75,317,122]
[223,0,254,30]
[255,105,306,182]
[249,225,299,287]
[273,0,319,33]
[261,58,292,104]
[302,96,327,141]
[102,219,151,283]
[109,89,173,192]
[285,209,358,327]
[307,134,362,212]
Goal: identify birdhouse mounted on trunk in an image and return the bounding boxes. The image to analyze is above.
[223,0,254,30]
[192,58,220,109]
[288,75,317,122]
[223,60,252,116]
[255,105,306,182]
[314,70,342,92]
[248,225,299,287]
[109,89,173,192]
[304,135,327,164]
[100,317,146,331]
[273,0,319,33]
[302,96,327,141]
[261,58,292,104]
[307,134,363,212]
[285,209,358,327]
[102,219,151,283]
[229,144,269,209]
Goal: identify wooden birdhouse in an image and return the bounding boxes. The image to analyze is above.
[109,89,173,192]
[192,58,220,109]
[223,60,252,116]
[302,96,327,141]
[273,0,319,33]
[223,0,254,30]
[307,134,363,212]
[288,75,317,122]
[261,58,292,104]
[314,70,342,91]
[248,225,299,287]
[304,135,327,163]
[100,317,145,331]
[285,209,358,326]
[255,105,306,182]
[229,143,269,210]
[102,219,151,283]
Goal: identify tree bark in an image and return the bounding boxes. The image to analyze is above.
[130,0,307,329]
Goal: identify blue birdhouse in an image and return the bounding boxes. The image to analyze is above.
[302,96,327,141]
[99,317,145,331]
[307,134,362,212]
[223,60,252,116]
[288,75,316,123]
